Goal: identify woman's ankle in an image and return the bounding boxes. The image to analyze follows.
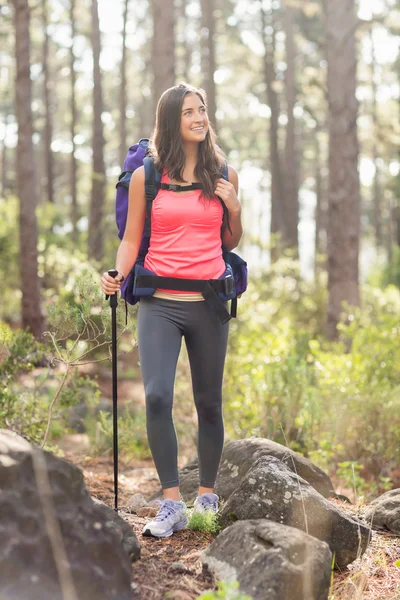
[163,486,181,502]
[198,486,214,496]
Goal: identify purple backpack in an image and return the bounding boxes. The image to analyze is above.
[115,139,247,315]
[115,139,162,304]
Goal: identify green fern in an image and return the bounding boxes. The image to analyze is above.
[196,580,252,600]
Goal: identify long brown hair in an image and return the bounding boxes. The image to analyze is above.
[149,83,225,200]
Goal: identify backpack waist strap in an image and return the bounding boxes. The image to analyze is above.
[134,273,234,324]
[134,274,234,296]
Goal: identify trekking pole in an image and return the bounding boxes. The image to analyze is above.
[105,269,119,511]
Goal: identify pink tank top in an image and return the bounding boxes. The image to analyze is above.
[144,171,225,293]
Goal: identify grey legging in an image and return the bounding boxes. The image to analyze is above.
[137,296,229,489]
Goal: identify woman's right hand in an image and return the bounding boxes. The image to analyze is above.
[101,271,124,296]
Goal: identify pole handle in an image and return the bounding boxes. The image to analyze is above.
[105,269,119,302]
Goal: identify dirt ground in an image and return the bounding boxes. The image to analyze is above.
[64,447,400,600]
[65,450,218,600]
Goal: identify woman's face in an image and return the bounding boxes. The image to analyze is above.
[180,93,209,144]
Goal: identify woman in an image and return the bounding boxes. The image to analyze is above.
[101,83,243,538]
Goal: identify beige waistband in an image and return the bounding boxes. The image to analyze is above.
[153,291,205,301]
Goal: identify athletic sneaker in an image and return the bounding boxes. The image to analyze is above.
[193,492,219,514]
[142,499,188,538]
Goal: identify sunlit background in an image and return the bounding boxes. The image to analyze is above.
[1,0,399,280]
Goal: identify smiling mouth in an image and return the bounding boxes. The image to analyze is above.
[191,127,205,131]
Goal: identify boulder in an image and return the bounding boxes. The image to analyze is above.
[0,429,139,600]
[127,492,148,513]
[92,497,141,561]
[150,438,335,503]
[202,520,332,600]
[363,488,400,534]
[219,455,370,568]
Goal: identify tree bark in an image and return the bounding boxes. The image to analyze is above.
[42,0,54,204]
[1,117,8,198]
[261,6,285,257]
[200,0,217,130]
[13,0,45,337]
[325,0,361,339]
[70,0,78,243]
[119,0,129,168]
[314,126,328,278]
[178,0,192,82]
[370,28,382,248]
[151,0,175,109]
[88,0,106,261]
[283,3,299,253]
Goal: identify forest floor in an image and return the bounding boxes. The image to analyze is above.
[62,441,400,600]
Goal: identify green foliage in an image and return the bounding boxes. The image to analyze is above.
[0,268,126,445]
[88,408,151,460]
[0,325,47,376]
[188,510,221,535]
[381,241,400,290]
[196,581,252,600]
[223,263,400,492]
[224,259,326,445]
[58,373,100,410]
[0,198,20,322]
[0,321,102,445]
[0,324,49,441]
[336,462,367,496]
[45,268,133,364]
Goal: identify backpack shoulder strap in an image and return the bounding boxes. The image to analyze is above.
[221,161,229,182]
[219,160,232,237]
[143,157,161,237]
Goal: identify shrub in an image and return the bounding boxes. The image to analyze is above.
[222,264,400,490]
[188,510,221,535]
[196,581,252,600]
[88,408,151,460]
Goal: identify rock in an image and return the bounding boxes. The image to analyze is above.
[217,438,335,498]
[363,488,400,534]
[202,520,332,600]
[169,562,187,573]
[219,455,370,568]
[0,429,139,600]
[92,498,141,561]
[128,492,148,513]
[149,438,335,503]
[136,506,158,518]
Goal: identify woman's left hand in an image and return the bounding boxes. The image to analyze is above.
[215,178,241,216]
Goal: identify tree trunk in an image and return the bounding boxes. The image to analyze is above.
[314,127,328,278]
[261,6,285,257]
[387,196,393,269]
[42,0,54,204]
[178,0,192,82]
[151,0,175,109]
[13,0,45,337]
[70,0,78,243]
[283,3,299,253]
[325,0,361,339]
[1,117,8,198]
[119,0,129,168]
[200,0,217,130]
[88,0,106,261]
[370,28,382,248]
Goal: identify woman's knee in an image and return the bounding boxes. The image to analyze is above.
[194,390,223,423]
[145,386,173,418]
